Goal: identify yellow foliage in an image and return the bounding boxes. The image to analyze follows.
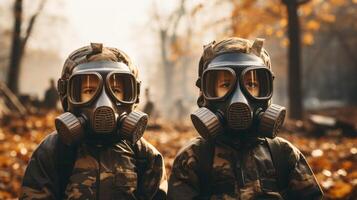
[330,0,347,6]
[265,27,273,36]
[301,5,313,15]
[199,0,351,50]
[281,38,289,47]
[271,2,283,13]
[306,20,320,31]
[279,19,287,27]
[328,181,353,199]
[347,171,357,179]
[303,33,314,45]
[321,14,336,23]
[341,161,353,170]
[256,24,264,31]
[276,30,284,38]
[321,2,332,12]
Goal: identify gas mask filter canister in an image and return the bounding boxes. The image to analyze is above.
[55,110,148,146]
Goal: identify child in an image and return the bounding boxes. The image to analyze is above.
[168,37,323,199]
[21,43,167,200]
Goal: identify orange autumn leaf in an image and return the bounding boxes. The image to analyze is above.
[303,33,314,45]
[306,20,320,31]
[328,181,353,199]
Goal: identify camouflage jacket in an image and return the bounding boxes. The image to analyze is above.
[20,132,167,200]
[168,136,323,200]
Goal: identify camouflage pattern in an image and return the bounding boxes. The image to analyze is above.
[198,38,272,77]
[196,37,272,108]
[168,136,323,200]
[20,132,167,200]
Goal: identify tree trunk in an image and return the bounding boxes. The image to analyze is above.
[160,30,173,106]
[286,2,303,119]
[7,0,45,95]
[181,25,192,98]
[7,0,23,95]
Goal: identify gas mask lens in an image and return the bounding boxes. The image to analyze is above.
[202,69,236,99]
[69,73,101,104]
[242,68,272,99]
[107,73,137,103]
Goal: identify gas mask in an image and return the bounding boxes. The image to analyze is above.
[55,61,148,146]
[191,52,286,141]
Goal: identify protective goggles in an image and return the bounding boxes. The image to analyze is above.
[201,66,273,101]
[68,71,138,105]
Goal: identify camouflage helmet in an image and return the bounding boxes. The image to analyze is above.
[57,43,139,111]
[196,37,272,106]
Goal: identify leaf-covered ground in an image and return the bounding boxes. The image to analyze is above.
[0,111,356,199]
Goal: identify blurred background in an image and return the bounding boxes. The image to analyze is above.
[0,0,356,199]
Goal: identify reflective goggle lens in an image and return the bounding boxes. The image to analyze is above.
[242,68,272,98]
[69,74,100,104]
[203,69,235,99]
[108,73,136,103]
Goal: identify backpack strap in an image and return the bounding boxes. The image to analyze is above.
[57,137,78,199]
[132,142,147,183]
[131,141,151,199]
[197,139,215,199]
[265,137,291,193]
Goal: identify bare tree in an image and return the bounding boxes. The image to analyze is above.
[7,0,46,95]
[281,0,310,120]
[153,0,187,109]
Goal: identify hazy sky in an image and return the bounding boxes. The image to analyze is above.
[17,0,175,97]
[3,0,198,99]
[63,0,176,83]
[65,0,153,59]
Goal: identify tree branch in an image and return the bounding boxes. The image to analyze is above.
[169,0,186,44]
[21,0,46,51]
[264,6,283,19]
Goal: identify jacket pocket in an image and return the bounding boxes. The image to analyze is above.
[112,170,138,199]
[66,170,97,199]
[258,178,283,200]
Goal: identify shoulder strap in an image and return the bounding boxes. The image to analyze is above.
[132,141,163,199]
[132,142,147,179]
[197,139,215,199]
[57,138,78,199]
[265,137,290,192]
[131,140,149,199]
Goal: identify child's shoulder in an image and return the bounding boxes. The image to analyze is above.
[35,131,59,153]
[172,137,208,167]
[268,136,303,164]
[135,137,164,158]
[272,136,301,153]
[176,136,206,155]
[29,131,59,165]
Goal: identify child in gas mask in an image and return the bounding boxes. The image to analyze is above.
[21,43,167,200]
[168,37,323,199]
